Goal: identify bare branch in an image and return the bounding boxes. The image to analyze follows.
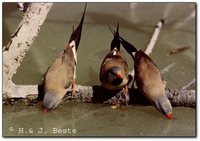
[181,78,196,90]
[161,62,175,74]
[3,84,195,108]
[145,19,164,55]
[3,3,53,97]
[173,9,195,28]
[165,89,195,108]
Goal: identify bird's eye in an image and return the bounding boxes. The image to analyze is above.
[109,71,116,76]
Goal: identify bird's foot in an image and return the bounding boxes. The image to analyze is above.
[123,85,129,105]
[72,80,77,98]
[63,83,78,101]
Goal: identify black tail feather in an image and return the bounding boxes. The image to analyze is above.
[110,22,120,51]
[69,3,87,50]
[119,36,137,57]
[109,26,137,57]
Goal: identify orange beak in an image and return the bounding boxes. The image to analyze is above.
[116,72,122,79]
[42,108,49,113]
[165,112,172,119]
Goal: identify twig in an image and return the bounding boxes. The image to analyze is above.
[174,9,195,28]
[161,62,175,74]
[168,46,190,55]
[129,19,165,81]
[145,19,164,55]
[181,78,196,90]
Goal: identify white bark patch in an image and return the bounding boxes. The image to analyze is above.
[3,3,53,97]
[145,20,163,55]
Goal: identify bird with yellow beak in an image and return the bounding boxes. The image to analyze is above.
[42,4,86,112]
[100,23,129,103]
[119,35,173,119]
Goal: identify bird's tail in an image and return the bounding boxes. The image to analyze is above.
[110,22,120,51]
[68,3,87,50]
[109,26,137,57]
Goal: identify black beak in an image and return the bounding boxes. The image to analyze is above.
[109,26,137,58]
[110,22,120,51]
[68,3,87,50]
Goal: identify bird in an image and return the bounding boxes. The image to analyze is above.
[117,35,172,119]
[42,4,86,112]
[99,23,129,103]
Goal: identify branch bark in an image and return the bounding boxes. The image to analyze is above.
[71,85,196,108]
[3,84,196,108]
[3,3,53,98]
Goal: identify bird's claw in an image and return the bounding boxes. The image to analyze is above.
[71,80,77,98]
[120,90,129,106]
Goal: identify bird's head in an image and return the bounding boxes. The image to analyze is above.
[107,66,123,86]
[154,94,173,119]
[42,92,62,112]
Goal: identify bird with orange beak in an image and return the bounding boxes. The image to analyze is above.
[42,4,86,112]
[99,23,129,103]
[118,35,172,119]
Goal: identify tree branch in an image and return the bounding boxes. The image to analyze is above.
[3,84,195,108]
[181,78,195,90]
[145,19,164,55]
[3,3,53,97]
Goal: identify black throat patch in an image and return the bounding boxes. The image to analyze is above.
[111,78,123,86]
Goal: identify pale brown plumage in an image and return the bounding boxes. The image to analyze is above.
[134,50,165,100]
[100,23,129,101]
[43,45,75,110]
[134,50,172,119]
[114,32,172,119]
[42,4,86,111]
